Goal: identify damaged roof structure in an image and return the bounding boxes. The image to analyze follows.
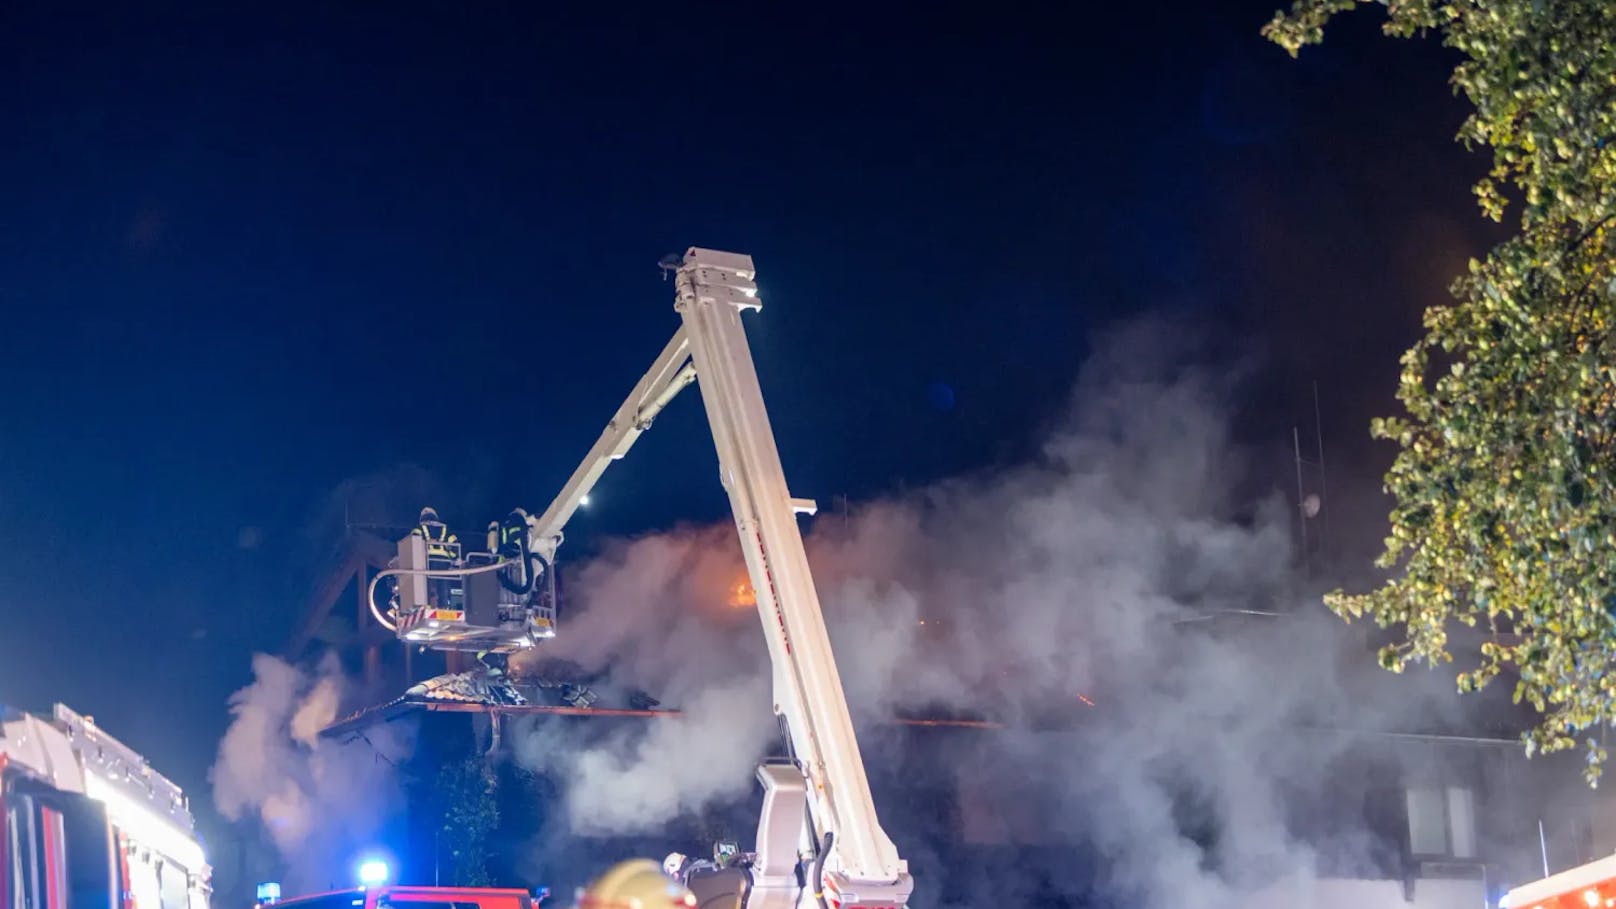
[322,660,678,740]
[321,658,1004,741]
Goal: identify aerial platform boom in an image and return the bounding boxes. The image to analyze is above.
[671,250,908,908]
[386,248,911,909]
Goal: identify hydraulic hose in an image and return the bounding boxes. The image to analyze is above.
[366,559,516,632]
[812,832,833,909]
[497,532,550,596]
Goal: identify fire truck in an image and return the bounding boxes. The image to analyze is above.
[263,884,539,909]
[374,248,913,909]
[1,703,211,909]
[1503,854,1616,908]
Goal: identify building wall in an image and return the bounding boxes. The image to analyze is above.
[897,724,1591,903]
[1247,877,1485,909]
[373,706,1597,905]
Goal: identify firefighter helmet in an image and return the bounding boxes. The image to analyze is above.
[576,859,695,909]
[661,853,687,877]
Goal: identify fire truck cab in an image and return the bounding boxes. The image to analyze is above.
[1,704,211,909]
[267,887,537,909]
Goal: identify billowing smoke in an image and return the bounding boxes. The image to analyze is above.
[509,317,1482,907]
[510,525,778,834]
[211,653,416,893]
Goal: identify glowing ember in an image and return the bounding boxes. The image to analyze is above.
[728,577,756,608]
[1077,694,1096,708]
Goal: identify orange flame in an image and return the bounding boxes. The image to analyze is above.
[728,576,756,608]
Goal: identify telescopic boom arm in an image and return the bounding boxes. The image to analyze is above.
[524,328,696,566]
[522,249,911,909]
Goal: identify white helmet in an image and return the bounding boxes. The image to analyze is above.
[577,859,695,909]
[662,853,687,877]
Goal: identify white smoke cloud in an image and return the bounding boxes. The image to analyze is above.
[509,525,780,834]
[512,673,774,835]
[211,653,415,892]
[508,317,1497,907]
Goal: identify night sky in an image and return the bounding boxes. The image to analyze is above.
[1,0,1498,876]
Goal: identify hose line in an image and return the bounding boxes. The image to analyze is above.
[366,559,519,632]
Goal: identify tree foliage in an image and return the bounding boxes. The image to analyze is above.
[437,756,499,886]
[1265,0,1616,780]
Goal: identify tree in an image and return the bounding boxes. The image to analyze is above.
[1265,0,1616,780]
[437,756,499,886]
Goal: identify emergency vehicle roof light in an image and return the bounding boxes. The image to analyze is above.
[358,860,389,886]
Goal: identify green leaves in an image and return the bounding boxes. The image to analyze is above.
[1269,0,1616,784]
[437,756,499,886]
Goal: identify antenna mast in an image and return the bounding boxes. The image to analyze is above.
[1292,381,1330,576]
[1293,426,1310,576]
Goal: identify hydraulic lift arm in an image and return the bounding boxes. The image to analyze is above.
[523,329,695,566]
[520,249,912,909]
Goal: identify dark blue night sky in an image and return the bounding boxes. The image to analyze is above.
[0,0,1495,867]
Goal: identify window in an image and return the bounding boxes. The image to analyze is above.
[1447,786,1476,858]
[1405,785,1477,858]
[277,892,365,909]
[156,865,186,909]
[6,793,33,909]
[55,796,113,909]
[9,787,116,909]
[124,852,158,909]
[1406,787,1446,855]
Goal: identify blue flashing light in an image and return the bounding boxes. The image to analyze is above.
[255,883,282,905]
[357,860,390,886]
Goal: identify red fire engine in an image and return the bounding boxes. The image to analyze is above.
[1504,854,1616,909]
[2,703,211,909]
[265,885,538,909]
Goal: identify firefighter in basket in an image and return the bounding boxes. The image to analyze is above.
[413,506,461,609]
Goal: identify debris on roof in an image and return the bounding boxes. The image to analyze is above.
[406,669,528,707]
[320,659,1009,741]
[320,663,680,739]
